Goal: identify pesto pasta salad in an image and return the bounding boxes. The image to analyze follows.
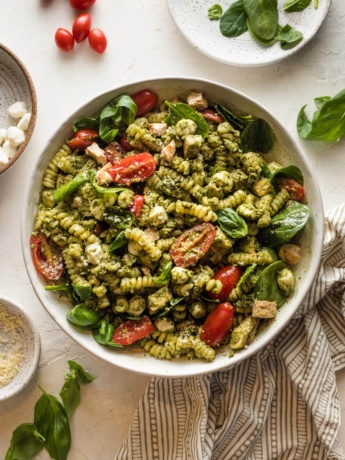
[30,88,310,362]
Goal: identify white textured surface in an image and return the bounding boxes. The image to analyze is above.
[0,0,344,458]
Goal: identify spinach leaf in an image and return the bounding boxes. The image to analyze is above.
[297,89,345,141]
[103,206,135,229]
[109,230,128,252]
[237,264,257,287]
[214,104,253,131]
[93,318,123,348]
[284,0,312,12]
[269,165,304,186]
[66,303,100,327]
[243,0,278,41]
[99,94,137,143]
[254,260,287,308]
[53,170,89,203]
[262,162,272,178]
[240,118,275,153]
[216,208,248,239]
[155,261,173,285]
[72,116,99,132]
[165,101,209,139]
[246,18,277,46]
[72,284,92,301]
[34,387,71,460]
[258,201,310,246]
[208,4,223,19]
[60,361,94,418]
[5,423,45,460]
[276,24,303,50]
[220,0,248,38]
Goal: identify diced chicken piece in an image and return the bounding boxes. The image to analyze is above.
[96,162,113,185]
[149,206,168,226]
[160,140,176,161]
[144,227,160,241]
[278,244,301,266]
[183,134,203,158]
[149,122,167,137]
[86,142,107,165]
[252,300,277,319]
[187,91,208,111]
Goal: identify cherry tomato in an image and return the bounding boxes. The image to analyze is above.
[103,142,126,164]
[112,316,155,346]
[107,152,156,185]
[131,89,158,117]
[70,0,96,10]
[30,233,64,281]
[72,13,91,43]
[169,223,217,268]
[200,109,224,124]
[55,28,75,52]
[200,302,235,347]
[128,195,144,219]
[67,128,99,151]
[207,265,242,301]
[278,178,304,201]
[120,134,133,152]
[88,28,107,54]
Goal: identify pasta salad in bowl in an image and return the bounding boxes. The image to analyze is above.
[22,78,324,377]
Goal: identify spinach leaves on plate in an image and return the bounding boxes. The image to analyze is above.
[208,4,223,19]
[219,0,248,38]
[284,0,312,12]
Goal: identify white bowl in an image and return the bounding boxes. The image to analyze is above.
[0,296,40,400]
[21,77,324,378]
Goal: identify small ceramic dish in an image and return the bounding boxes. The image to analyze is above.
[0,295,41,401]
[0,44,37,175]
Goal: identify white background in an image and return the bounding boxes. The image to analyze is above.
[1,0,345,458]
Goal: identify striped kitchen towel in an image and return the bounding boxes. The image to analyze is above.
[115,204,345,460]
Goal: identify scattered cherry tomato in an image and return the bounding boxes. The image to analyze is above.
[207,265,242,301]
[88,28,107,54]
[30,233,64,281]
[131,89,158,117]
[103,142,126,164]
[169,223,217,268]
[200,302,235,347]
[67,128,99,151]
[128,195,144,219]
[278,178,304,201]
[70,0,96,10]
[112,316,155,346]
[200,109,224,124]
[107,152,156,185]
[120,134,133,152]
[55,28,75,52]
[72,13,91,43]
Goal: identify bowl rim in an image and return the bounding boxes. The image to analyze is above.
[0,295,41,400]
[21,76,324,378]
[0,43,37,176]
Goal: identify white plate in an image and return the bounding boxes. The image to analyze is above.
[167,0,331,66]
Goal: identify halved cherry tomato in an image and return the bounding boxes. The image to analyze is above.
[70,0,96,10]
[103,142,126,164]
[67,128,99,151]
[278,178,304,201]
[169,223,217,268]
[120,134,133,152]
[128,195,144,219]
[30,233,64,281]
[72,13,91,43]
[107,152,156,185]
[112,315,155,346]
[200,109,223,124]
[131,89,158,117]
[207,265,242,301]
[88,28,107,54]
[200,302,235,347]
[55,28,75,52]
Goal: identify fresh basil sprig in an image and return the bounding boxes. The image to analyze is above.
[165,101,209,139]
[99,94,137,143]
[66,303,100,327]
[93,317,123,348]
[216,208,248,239]
[5,423,45,460]
[254,260,287,308]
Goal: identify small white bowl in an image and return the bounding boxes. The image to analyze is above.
[0,296,40,401]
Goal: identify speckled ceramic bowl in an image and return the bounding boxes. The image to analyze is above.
[0,296,40,401]
[0,44,37,175]
[21,77,324,378]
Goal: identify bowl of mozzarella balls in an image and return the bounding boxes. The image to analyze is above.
[0,44,37,175]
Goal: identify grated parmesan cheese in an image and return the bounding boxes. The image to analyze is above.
[0,303,25,387]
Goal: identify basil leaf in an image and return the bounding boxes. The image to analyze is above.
[243,0,278,41]
[258,201,310,246]
[284,0,311,12]
[254,260,287,308]
[53,170,89,203]
[276,24,303,50]
[237,264,257,287]
[99,94,137,143]
[68,360,95,383]
[208,4,223,19]
[60,375,80,418]
[34,387,71,460]
[219,0,248,38]
[240,118,275,153]
[72,285,92,301]
[269,165,304,185]
[297,89,345,141]
[165,101,209,139]
[216,208,248,239]
[93,318,123,348]
[72,116,99,132]
[109,230,128,252]
[5,423,45,460]
[214,104,252,131]
[103,206,135,229]
[66,304,100,327]
[155,261,173,285]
